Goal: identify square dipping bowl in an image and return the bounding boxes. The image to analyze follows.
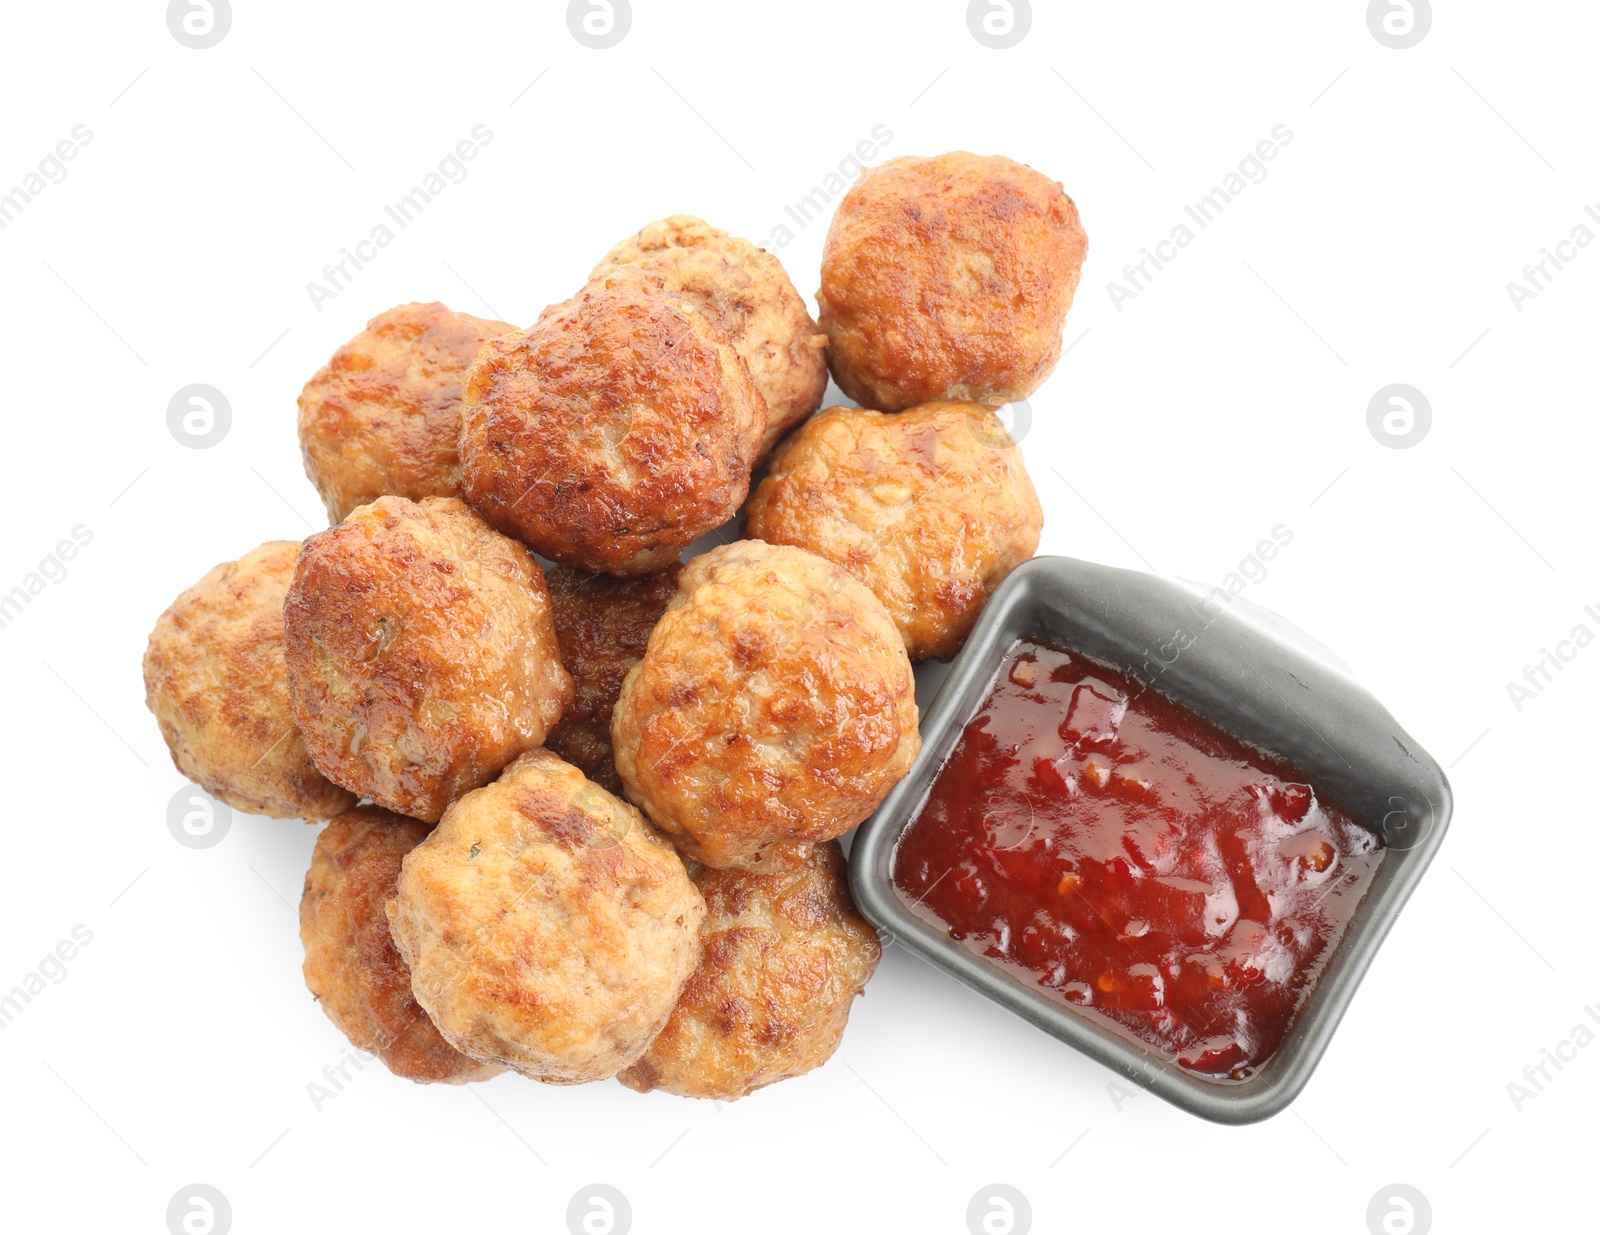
[849,555,1452,1124]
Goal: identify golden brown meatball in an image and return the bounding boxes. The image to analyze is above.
[612,541,920,869]
[300,807,501,1083]
[817,151,1088,412]
[543,564,681,796]
[619,842,880,1100]
[745,402,1042,661]
[143,541,354,821]
[459,270,766,576]
[297,302,516,523]
[283,497,572,823]
[590,216,827,457]
[387,750,705,1083]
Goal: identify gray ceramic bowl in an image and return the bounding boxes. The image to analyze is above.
[849,555,1452,1124]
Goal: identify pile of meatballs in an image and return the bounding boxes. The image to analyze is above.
[142,152,1088,1100]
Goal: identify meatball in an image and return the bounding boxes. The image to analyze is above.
[283,496,572,823]
[300,807,501,1083]
[612,540,920,868]
[543,564,681,796]
[745,402,1043,661]
[297,302,516,523]
[817,151,1088,412]
[459,270,766,576]
[619,842,880,1100]
[386,750,705,1083]
[143,540,354,821]
[590,215,827,456]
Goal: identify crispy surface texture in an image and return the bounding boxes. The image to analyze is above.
[745,402,1042,660]
[612,540,920,868]
[387,750,706,1083]
[817,151,1088,411]
[459,270,767,575]
[298,302,516,523]
[544,564,681,796]
[300,807,501,1083]
[590,215,827,457]
[283,496,572,823]
[619,842,880,1100]
[143,540,354,821]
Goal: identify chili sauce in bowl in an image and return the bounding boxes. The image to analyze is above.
[892,638,1383,1081]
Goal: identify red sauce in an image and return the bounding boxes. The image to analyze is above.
[893,639,1383,1079]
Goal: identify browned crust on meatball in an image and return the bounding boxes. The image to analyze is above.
[611,540,920,868]
[300,808,501,1083]
[745,402,1042,661]
[590,216,827,456]
[386,750,706,1083]
[543,564,681,795]
[458,270,767,576]
[283,496,572,823]
[818,151,1088,411]
[618,841,880,1100]
[143,540,355,821]
[298,302,517,523]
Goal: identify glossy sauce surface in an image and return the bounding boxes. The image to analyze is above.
[892,640,1383,1079]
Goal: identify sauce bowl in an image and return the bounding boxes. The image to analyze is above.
[848,555,1452,1124]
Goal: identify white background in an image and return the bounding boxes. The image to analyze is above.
[1,1,1594,1232]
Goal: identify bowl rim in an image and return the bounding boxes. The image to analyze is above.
[849,554,1453,1125]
